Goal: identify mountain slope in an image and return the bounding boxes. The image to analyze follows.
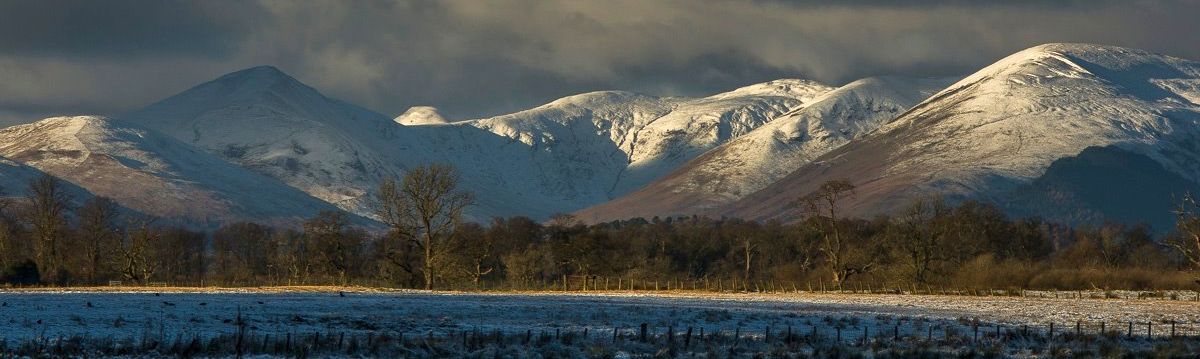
[0,155,94,205]
[576,76,954,222]
[0,116,350,227]
[721,43,1200,226]
[1007,145,1200,230]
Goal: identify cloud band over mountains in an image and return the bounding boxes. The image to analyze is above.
[1,0,1198,125]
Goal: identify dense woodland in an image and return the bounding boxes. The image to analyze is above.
[2,166,1200,292]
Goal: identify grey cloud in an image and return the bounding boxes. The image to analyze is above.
[1,0,1199,124]
[0,0,264,58]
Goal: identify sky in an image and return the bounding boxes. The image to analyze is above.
[2,0,1199,126]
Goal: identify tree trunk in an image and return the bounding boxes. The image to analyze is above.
[424,232,433,290]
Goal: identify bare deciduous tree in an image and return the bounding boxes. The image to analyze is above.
[26,174,70,283]
[800,180,873,285]
[892,196,948,284]
[1170,193,1200,277]
[120,221,158,285]
[375,164,474,290]
[77,196,120,284]
[741,236,757,285]
[304,211,362,285]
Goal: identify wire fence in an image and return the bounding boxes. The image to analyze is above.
[6,316,1200,357]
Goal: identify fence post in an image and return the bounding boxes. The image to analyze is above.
[685,327,692,349]
[640,323,648,342]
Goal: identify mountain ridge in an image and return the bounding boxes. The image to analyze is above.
[717,43,1200,226]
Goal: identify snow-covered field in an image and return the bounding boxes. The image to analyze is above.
[3,288,1199,340]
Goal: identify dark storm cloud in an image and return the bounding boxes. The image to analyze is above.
[0,0,264,58]
[2,0,1199,125]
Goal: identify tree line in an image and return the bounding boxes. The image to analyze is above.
[1,168,1199,291]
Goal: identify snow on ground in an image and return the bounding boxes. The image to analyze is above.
[1,289,1198,341]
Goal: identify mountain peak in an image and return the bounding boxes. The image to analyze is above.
[123,64,381,127]
[394,106,449,125]
[207,65,302,93]
[706,79,833,101]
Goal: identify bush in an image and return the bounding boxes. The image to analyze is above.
[0,260,41,286]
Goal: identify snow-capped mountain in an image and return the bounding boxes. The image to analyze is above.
[120,66,833,221]
[394,106,450,126]
[576,76,954,222]
[0,116,352,227]
[8,43,1190,228]
[122,66,402,216]
[720,43,1200,229]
